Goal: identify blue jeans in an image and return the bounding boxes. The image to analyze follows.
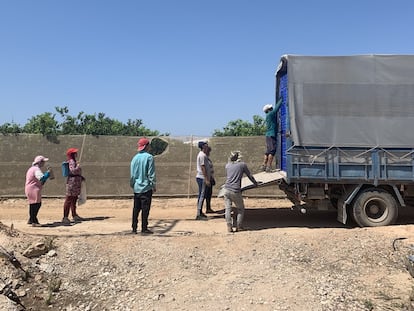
[196,177,206,215]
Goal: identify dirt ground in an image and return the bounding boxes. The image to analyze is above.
[1,197,414,310]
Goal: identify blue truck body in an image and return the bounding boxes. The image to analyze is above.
[275,55,414,226]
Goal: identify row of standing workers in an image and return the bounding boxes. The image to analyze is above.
[24,102,280,233]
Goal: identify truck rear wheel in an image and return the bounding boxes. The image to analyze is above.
[352,189,398,227]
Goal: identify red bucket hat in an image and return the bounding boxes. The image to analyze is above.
[137,138,150,151]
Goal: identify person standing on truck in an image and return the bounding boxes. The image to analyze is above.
[262,98,282,172]
[130,138,157,234]
[223,151,257,233]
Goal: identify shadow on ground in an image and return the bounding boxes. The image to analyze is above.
[40,216,112,228]
[206,206,414,231]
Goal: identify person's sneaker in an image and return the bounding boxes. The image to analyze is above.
[265,166,272,173]
[205,208,215,214]
[27,219,33,225]
[141,229,153,234]
[31,223,41,227]
[131,230,137,234]
[62,217,71,224]
[73,215,83,222]
[235,226,246,232]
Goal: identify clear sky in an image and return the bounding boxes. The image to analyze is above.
[1,0,414,137]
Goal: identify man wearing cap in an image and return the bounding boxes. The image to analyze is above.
[223,151,257,232]
[195,141,211,220]
[262,98,283,172]
[130,138,156,234]
[25,155,52,226]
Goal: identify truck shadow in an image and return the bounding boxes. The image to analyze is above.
[243,208,343,229]
[240,207,414,230]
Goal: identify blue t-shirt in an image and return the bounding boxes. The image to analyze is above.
[130,151,156,193]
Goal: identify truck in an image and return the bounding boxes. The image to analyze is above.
[273,54,414,227]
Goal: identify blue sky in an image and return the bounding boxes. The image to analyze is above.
[1,0,414,136]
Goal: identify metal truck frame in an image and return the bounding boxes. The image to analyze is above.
[274,55,414,227]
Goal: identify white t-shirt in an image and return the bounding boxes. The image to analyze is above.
[196,151,210,179]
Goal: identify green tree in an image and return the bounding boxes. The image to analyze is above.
[213,115,265,136]
[55,106,162,136]
[0,122,22,135]
[22,112,59,137]
[1,106,168,137]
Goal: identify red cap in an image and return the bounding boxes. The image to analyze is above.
[137,138,150,151]
[66,148,79,156]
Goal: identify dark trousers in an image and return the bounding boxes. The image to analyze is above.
[205,184,212,210]
[132,190,153,232]
[29,202,41,224]
[63,195,78,217]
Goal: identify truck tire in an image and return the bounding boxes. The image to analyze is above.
[352,189,398,227]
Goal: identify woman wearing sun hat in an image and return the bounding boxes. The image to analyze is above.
[25,155,52,226]
[62,148,84,224]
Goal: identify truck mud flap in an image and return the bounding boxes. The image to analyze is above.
[337,184,363,224]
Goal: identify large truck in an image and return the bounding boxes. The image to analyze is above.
[273,54,414,227]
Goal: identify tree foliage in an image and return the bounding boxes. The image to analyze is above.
[0,122,22,135]
[23,112,60,137]
[213,115,266,136]
[0,107,166,137]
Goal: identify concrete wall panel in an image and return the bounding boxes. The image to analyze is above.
[0,134,284,198]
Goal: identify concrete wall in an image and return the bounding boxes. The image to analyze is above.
[0,134,284,198]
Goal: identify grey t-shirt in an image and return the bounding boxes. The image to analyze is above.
[224,161,256,192]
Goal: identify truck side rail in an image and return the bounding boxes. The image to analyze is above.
[286,146,414,186]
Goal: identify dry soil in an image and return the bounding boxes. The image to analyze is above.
[1,197,414,311]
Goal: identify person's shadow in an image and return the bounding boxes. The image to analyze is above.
[40,216,112,228]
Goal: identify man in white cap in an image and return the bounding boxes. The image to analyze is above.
[262,98,283,172]
[223,151,257,233]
